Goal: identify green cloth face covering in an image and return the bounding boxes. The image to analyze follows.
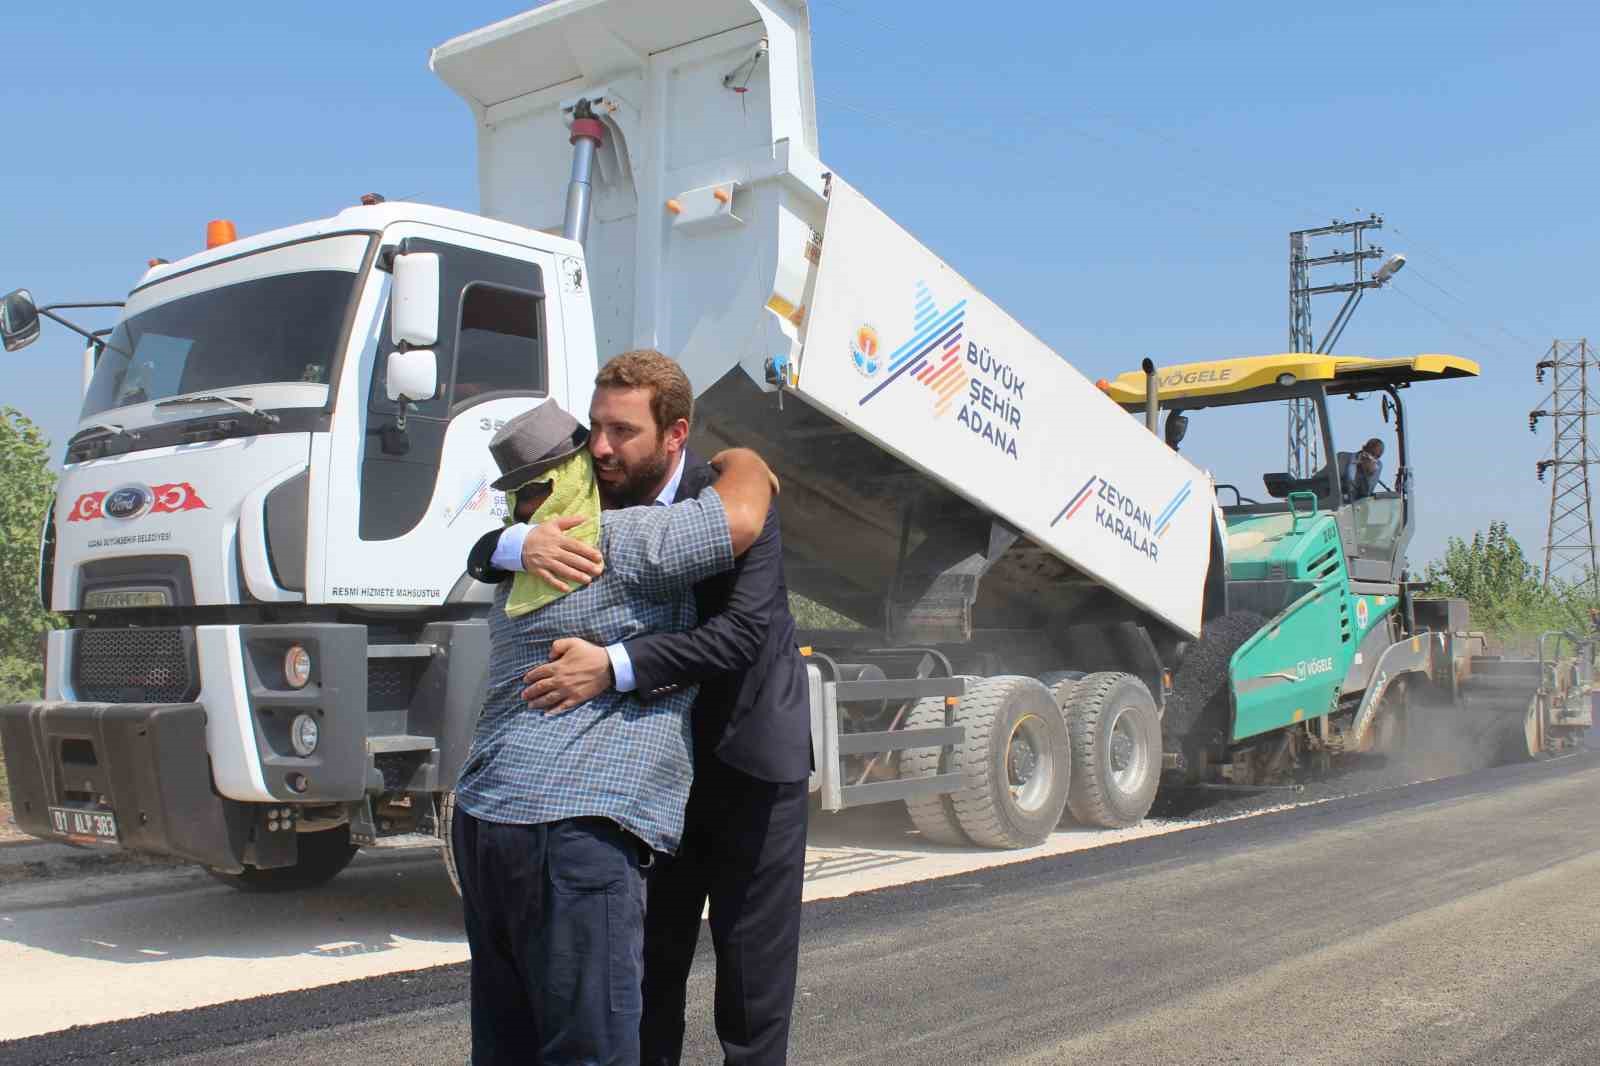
[503,450,602,618]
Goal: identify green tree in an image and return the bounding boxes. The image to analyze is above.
[0,407,58,704]
[1422,521,1596,644]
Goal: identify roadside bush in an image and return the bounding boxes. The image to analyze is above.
[1421,521,1597,651]
[0,407,58,704]
[789,593,863,631]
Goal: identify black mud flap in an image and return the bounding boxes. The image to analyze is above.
[0,701,249,871]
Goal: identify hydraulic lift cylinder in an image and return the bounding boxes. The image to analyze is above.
[562,102,606,246]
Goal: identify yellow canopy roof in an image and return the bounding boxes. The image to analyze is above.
[1101,353,1479,406]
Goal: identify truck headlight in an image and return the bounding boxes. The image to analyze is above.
[284,645,312,689]
[291,713,320,757]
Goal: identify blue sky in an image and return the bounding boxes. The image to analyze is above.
[3,0,1596,567]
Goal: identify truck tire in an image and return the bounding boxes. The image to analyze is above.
[438,791,463,896]
[1061,672,1163,828]
[207,825,358,893]
[947,676,1071,849]
[1166,611,1268,748]
[900,696,970,846]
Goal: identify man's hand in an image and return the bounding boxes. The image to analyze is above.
[522,515,605,592]
[522,637,613,714]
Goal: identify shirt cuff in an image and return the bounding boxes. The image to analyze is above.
[490,523,532,573]
[606,643,637,693]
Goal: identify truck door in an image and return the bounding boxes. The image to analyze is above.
[359,238,554,540]
[317,230,568,606]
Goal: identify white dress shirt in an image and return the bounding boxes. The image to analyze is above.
[489,453,688,692]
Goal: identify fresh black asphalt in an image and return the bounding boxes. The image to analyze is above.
[8,751,1599,1065]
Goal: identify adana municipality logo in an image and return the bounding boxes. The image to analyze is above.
[856,280,969,417]
[851,280,1025,460]
[850,324,882,378]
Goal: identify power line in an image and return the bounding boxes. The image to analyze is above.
[810,0,1561,366]
[1388,224,1561,341]
[814,93,1223,222]
[1404,267,1540,352]
[810,0,1329,221]
[825,89,1525,369]
[1383,281,1520,362]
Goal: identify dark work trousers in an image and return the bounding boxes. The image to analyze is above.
[639,760,809,1066]
[452,809,649,1066]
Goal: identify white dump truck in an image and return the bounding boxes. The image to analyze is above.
[0,0,1222,889]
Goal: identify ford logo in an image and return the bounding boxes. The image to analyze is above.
[103,485,153,520]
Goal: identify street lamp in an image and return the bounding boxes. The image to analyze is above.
[1372,253,1406,287]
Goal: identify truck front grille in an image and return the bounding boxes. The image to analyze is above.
[73,628,200,704]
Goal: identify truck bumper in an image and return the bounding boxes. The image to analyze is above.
[0,701,249,870]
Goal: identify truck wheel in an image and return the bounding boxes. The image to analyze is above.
[1062,672,1162,828]
[207,825,358,893]
[947,676,1071,848]
[438,791,463,896]
[1166,611,1268,750]
[900,696,970,846]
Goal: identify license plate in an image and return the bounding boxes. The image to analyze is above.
[48,806,119,844]
[83,587,171,610]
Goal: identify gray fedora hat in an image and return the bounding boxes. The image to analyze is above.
[489,401,590,491]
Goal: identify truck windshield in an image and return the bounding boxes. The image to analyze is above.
[83,270,357,417]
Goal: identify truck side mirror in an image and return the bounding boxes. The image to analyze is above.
[390,252,440,348]
[382,251,441,454]
[386,348,438,403]
[1,289,41,352]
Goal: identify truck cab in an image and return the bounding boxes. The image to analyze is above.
[1,204,598,884]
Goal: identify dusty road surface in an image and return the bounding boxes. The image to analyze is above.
[7,752,1599,1065]
[0,779,1303,1041]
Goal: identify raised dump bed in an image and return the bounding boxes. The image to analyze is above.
[433,0,1218,646]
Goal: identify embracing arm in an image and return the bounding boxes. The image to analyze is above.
[710,448,776,555]
[520,500,785,712]
[519,452,781,713]
[625,502,782,694]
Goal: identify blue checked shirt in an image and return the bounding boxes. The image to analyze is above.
[454,488,734,853]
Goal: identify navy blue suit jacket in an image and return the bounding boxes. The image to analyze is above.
[623,453,810,783]
[465,451,811,783]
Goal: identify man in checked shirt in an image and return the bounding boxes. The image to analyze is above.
[451,399,776,1066]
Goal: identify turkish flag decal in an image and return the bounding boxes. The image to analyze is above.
[151,482,209,513]
[67,492,107,522]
